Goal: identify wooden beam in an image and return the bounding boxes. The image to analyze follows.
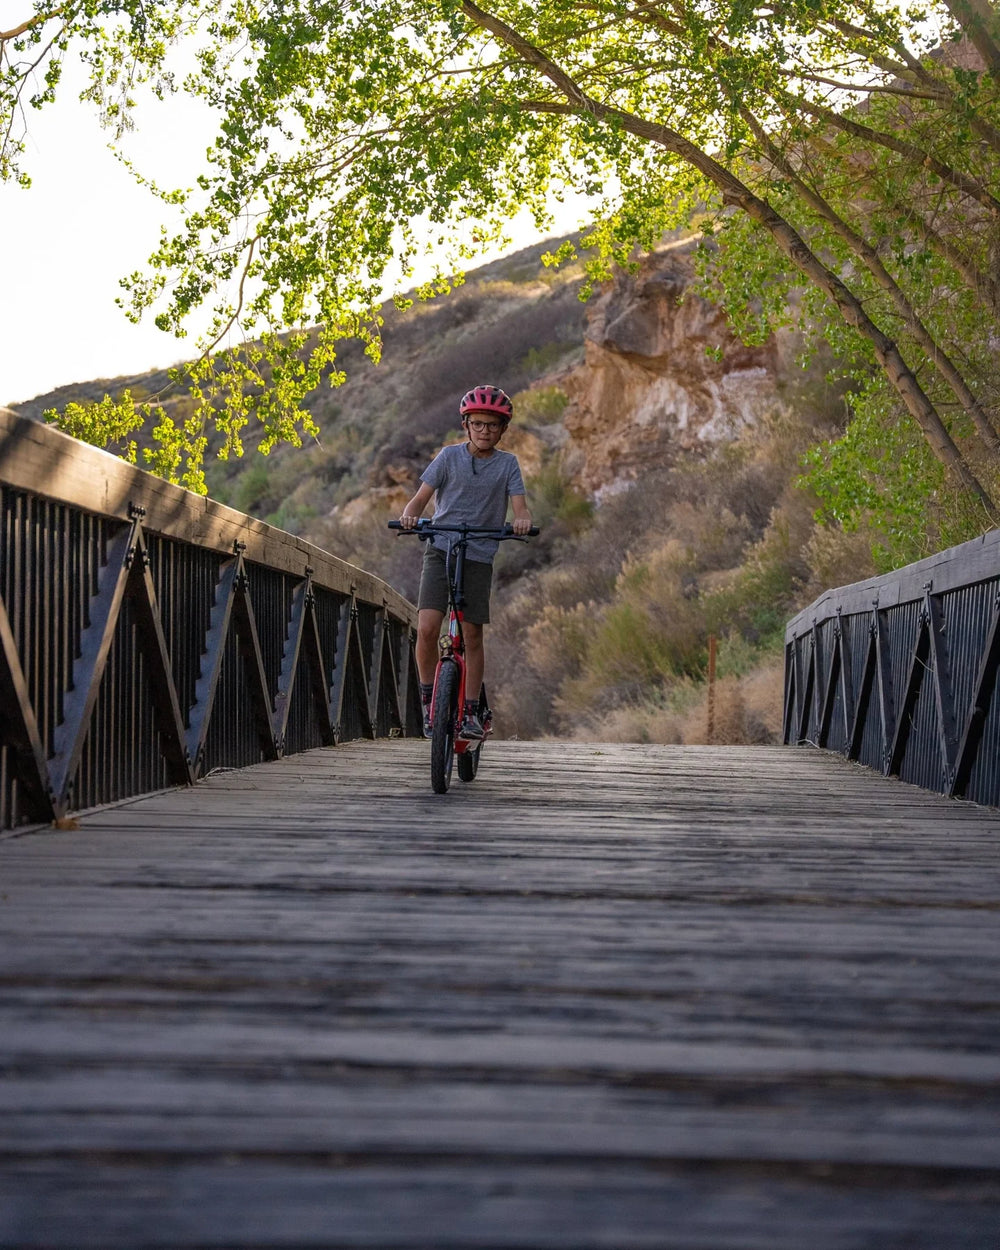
[48,524,134,815]
[952,588,1000,798]
[874,608,897,774]
[186,557,239,781]
[781,642,797,745]
[126,525,194,787]
[925,589,959,791]
[795,630,817,745]
[300,591,336,747]
[847,618,877,764]
[816,622,842,749]
[328,595,355,743]
[367,609,388,735]
[230,563,279,762]
[272,577,311,756]
[837,609,856,751]
[887,612,930,778]
[0,591,54,822]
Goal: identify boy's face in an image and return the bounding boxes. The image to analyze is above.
[463,414,506,452]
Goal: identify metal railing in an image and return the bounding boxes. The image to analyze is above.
[0,409,421,830]
[784,529,1000,807]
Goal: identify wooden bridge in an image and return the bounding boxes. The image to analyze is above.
[3,739,1000,1248]
[3,410,1000,1246]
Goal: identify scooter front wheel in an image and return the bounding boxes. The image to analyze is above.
[430,661,459,794]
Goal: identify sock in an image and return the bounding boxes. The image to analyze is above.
[419,682,434,705]
[464,699,478,716]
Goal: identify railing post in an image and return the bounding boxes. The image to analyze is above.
[706,634,716,745]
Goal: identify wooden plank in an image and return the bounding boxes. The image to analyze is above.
[1,742,999,1247]
[1,1161,997,1250]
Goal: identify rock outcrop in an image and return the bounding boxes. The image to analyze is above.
[559,240,791,497]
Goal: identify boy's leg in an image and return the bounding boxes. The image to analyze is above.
[463,622,485,702]
[416,608,445,685]
[416,608,444,738]
[458,560,491,704]
[458,621,486,739]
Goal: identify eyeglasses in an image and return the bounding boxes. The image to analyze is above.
[467,419,503,433]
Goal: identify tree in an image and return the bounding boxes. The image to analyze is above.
[3,0,998,526]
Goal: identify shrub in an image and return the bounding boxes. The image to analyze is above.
[701,493,814,645]
[233,462,274,515]
[526,462,593,532]
[512,385,569,425]
[551,544,705,728]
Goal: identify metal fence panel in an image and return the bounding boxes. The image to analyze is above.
[785,530,1000,807]
[0,410,419,829]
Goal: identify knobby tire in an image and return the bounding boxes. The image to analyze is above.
[431,661,458,794]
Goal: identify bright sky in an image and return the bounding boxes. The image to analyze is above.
[2,58,585,409]
[2,56,215,406]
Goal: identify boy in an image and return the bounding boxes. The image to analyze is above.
[398,385,532,739]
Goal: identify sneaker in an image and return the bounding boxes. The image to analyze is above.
[458,709,484,741]
[422,705,433,739]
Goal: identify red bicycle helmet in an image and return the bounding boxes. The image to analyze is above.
[459,385,513,424]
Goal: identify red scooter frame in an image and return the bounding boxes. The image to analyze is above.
[389,519,538,793]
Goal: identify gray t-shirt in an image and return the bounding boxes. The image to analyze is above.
[420,442,526,562]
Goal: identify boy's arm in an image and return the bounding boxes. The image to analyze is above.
[399,482,435,530]
[510,493,532,536]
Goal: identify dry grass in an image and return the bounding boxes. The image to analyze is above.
[568,654,785,746]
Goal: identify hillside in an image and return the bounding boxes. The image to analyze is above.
[13,236,869,741]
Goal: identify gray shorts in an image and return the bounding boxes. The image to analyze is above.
[417,545,494,624]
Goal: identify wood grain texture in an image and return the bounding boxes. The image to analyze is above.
[1,741,999,1247]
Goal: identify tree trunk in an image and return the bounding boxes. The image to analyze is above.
[945,0,1000,77]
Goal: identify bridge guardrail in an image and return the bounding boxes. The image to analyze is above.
[784,528,1000,807]
[0,409,421,830]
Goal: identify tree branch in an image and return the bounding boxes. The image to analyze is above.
[742,105,1000,453]
[787,70,948,101]
[772,84,1000,218]
[459,0,995,511]
[0,5,69,43]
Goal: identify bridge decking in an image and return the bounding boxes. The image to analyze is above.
[1,741,999,1248]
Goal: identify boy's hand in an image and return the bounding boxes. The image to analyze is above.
[399,484,433,531]
[511,515,533,536]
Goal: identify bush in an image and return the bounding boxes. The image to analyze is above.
[512,385,570,425]
[548,544,705,729]
[568,655,785,746]
[526,462,593,532]
[233,462,274,515]
[701,493,815,645]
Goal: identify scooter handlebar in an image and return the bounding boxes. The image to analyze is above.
[388,520,539,537]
